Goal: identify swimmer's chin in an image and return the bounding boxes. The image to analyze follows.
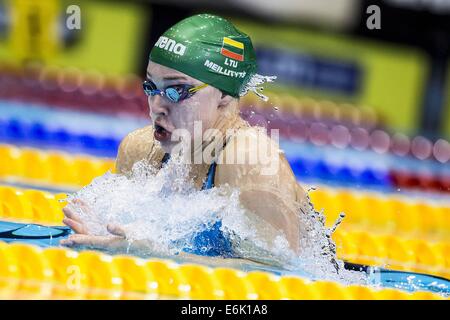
[158,140,176,153]
[157,140,184,154]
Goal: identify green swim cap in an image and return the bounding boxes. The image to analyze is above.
[149,14,258,98]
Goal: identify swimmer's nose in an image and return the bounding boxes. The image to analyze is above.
[148,95,169,117]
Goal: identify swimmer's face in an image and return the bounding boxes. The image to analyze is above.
[146,61,233,153]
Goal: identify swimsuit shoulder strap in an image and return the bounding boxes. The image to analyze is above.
[201,162,217,190]
[161,153,171,165]
[201,135,232,190]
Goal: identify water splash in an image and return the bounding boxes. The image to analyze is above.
[66,155,366,285]
[293,191,365,284]
[240,74,277,101]
[66,156,265,256]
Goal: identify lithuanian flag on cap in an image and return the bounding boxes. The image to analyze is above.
[220,37,244,61]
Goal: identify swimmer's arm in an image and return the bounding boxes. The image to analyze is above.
[238,188,304,254]
[217,136,308,254]
[60,220,282,269]
[217,171,305,254]
[60,230,278,269]
[174,252,285,269]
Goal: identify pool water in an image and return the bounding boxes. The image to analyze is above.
[1,219,448,297]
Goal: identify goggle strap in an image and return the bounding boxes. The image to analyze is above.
[188,83,208,93]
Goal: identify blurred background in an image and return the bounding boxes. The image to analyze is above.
[0,0,450,288]
[1,0,450,194]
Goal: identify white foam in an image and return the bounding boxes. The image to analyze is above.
[66,155,367,285]
[240,74,277,102]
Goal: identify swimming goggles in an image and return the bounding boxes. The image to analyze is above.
[142,79,208,103]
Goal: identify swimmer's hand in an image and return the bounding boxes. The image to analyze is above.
[60,224,145,254]
[62,200,156,255]
[62,199,90,234]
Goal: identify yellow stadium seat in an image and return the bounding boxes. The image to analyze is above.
[360,108,378,127]
[75,251,123,299]
[112,255,158,299]
[409,291,444,300]
[73,157,101,186]
[21,149,51,181]
[313,281,353,300]
[47,152,77,185]
[257,92,280,111]
[54,193,69,210]
[359,196,394,231]
[212,267,256,299]
[333,230,359,261]
[309,189,339,228]
[320,101,339,122]
[377,288,411,300]
[434,243,450,268]
[389,199,420,234]
[0,187,33,220]
[42,247,84,299]
[356,233,387,265]
[178,264,222,299]
[23,190,63,223]
[412,240,445,270]
[145,260,188,299]
[415,203,439,236]
[240,90,261,109]
[440,207,450,237]
[5,243,53,299]
[0,185,18,198]
[306,98,326,119]
[280,94,302,114]
[246,271,285,299]
[99,160,115,176]
[0,145,21,177]
[346,285,377,300]
[334,192,366,228]
[383,235,416,269]
[308,188,331,212]
[0,242,21,299]
[279,276,319,300]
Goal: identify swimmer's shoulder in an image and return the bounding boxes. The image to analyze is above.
[216,126,307,251]
[216,126,307,203]
[115,125,165,174]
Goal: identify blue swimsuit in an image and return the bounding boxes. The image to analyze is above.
[162,153,234,257]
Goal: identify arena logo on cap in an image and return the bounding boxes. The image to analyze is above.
[220,37,244,61]
[154,36,186,56]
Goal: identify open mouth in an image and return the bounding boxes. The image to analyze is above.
[154,123,172,142]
